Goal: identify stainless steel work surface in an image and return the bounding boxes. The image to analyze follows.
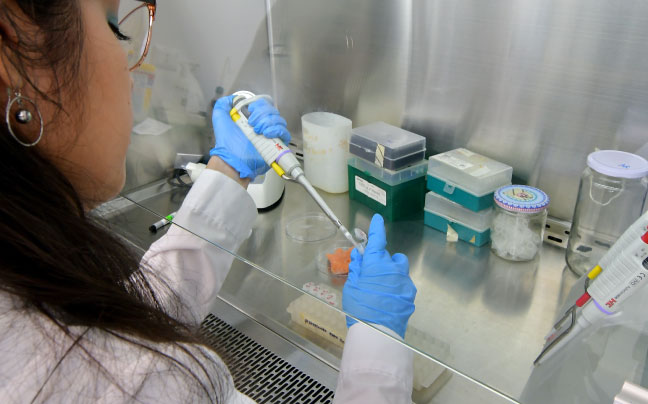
[231,182,576,402]
[119,178,584,403]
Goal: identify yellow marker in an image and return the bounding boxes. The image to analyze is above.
[271,162,285,177]
[229,108,241,122]
[587,265,602,280]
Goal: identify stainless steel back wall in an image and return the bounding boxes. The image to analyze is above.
[261,0,648,220]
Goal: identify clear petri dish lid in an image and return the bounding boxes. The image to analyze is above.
[285,213,337,243]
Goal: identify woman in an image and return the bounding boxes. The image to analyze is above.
[0,0,417,402]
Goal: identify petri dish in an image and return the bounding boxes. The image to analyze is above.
[285,213,337,243]
[316,240,355,280]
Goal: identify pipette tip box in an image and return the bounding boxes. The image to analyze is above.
[427,148,513,212]
[424,191,493,246]
[350,122,426,171]
[348,156,428,221]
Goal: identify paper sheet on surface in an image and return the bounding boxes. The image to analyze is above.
[133,118,172,136]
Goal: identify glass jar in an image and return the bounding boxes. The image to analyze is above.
[566,150,648,276]
[491,185,550,261]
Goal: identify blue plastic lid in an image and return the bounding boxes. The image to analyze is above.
[587,150,648,179]
[494,185,550,213]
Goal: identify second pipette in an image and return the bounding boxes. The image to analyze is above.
[534,213,648,366]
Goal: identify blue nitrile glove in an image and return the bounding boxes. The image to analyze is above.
[342,214,417,338]
[210,95,291,179]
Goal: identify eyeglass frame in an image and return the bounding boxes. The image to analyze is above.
[119,0,157,72]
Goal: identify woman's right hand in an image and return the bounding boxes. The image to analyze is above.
[342,214,417,338]
[209,95,290,180]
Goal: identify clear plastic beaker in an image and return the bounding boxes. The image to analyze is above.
[302,112,352,193]
[566,150,648,276]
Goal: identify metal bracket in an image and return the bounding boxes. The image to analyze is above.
[544,216,572,249]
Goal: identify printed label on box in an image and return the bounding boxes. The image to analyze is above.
[470,166,492,177]
[432,153,474,170]
[355,176,387,206]
[457,148,475,157]
[375,144,386,167]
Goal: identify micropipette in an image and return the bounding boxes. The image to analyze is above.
[534,214,648,366]
[229,91,365,254]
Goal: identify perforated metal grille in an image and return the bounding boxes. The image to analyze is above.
[200,314,335,403]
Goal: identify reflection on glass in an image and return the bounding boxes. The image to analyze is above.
[483,252,539,314]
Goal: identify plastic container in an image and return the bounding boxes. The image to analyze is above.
[348,156,428,221]
[350,122,426,170]
[302,112,352,193]
[427,148,513,212]
[566,150,648,276]
[491,185,550,261]
[424,192,493,246]
[131,63,156,123]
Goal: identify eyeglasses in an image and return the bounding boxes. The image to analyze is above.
[118,0,156,71]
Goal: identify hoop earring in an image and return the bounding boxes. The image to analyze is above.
[5,88,44,147]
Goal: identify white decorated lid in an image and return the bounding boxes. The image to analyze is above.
[494,185,550,213]
[587,150,648,179]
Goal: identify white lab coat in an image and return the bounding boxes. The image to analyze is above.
[0,169,412,403]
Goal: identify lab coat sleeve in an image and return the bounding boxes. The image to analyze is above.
[141,169,257,324]
[334,322,414,404]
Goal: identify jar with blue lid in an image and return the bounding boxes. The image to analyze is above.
[491,185,550,261]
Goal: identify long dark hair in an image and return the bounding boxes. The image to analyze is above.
[0,1,223,401]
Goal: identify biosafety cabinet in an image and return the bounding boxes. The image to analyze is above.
[104,1,648,403]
